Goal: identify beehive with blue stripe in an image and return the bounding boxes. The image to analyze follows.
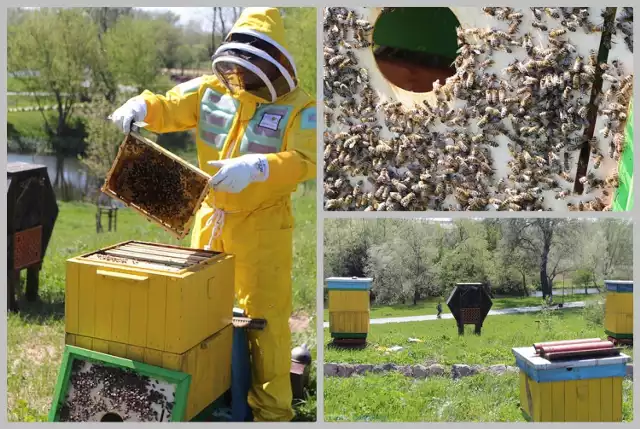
[326,277,372,340]
[512,345,630,422]
[604,280,633,342]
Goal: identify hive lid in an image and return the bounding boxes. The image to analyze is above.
[80,240,220,273]
[512,346,630,370]
[101,132,211,240]
[605,280,633,292]
[326,277,373,290]
[7,161,47,175]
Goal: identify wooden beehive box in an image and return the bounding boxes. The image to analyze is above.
[326,277,372,339]
[102,132,211,240]
[604,280,633,340]
[512,345,630,422]
[64,240,235,420]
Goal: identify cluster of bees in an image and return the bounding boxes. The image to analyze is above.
[323,7,633,211]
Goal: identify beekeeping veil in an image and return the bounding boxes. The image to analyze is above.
[211,7,298,104]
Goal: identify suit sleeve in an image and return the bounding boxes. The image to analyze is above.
[138,77,203,134]
[264,102,317,185]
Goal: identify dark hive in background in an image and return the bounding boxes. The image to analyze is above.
[6,162,59,311]
[446,282,493,335]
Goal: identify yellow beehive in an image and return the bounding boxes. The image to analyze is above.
[604,280,633,340]
[326,277,372,340]
[64,240,235,420]
[513,346,630,422]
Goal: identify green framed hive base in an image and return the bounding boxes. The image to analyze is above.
[331,332,368,339]
[605,331,633,340]
[613,98,633,211]
[49,345,191,422]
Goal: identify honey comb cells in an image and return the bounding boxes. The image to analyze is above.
[105,135,209,236]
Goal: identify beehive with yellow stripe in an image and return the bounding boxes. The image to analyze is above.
[604,280,633,341]
[326,277,372,340]
[512,346,630,422]
[64,240,235,420]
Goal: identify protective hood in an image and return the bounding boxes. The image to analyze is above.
[212,7,298,104]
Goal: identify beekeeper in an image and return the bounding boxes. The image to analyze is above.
[109,7,316,422]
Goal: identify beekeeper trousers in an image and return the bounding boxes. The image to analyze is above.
[191,198,295,422]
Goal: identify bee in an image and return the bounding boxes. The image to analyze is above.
[549,28,567,38]
[593,153,604,169]
[544,7,561,19]
[400,192,416,208]
[560,171,574,182]
[561,20,578,32]
[555,190,570,199]
[532,21,548,31]
[602,73,619,83]
[577,105,588,118]
[531,7,543,21]
[572,56,583,73]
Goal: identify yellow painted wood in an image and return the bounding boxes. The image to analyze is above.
[65,251,235,354]
[65,264,79,334]
[66,324,232,421]
[329,290,369,312]
[612,376,622,422]
[540,381,552,421]
[146,277,167,350]
[588,378,601,421]
[576,379,589,421]
[519,372,624,422]
[551,381,565,421]
[77,267,96,338]
[600,377,613,421]
[606,292,633,314]
[329,311,370,334]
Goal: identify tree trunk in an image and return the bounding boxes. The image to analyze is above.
[540,242,552,299]
[521,272,528,297]
[413,289,419,306]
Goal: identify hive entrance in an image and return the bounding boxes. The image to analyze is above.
[372,7,460,93]
[83,241,218,272]
[101,412,124,422]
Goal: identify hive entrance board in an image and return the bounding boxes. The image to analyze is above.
[49,346,191,422]
[82,241,219,273]
[102,133,211,239]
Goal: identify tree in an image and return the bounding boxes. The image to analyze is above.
[103,16,163,93]
[175,45,195,74]
[7,8,99,192]
[502,219,577,299]
[282,7,317,96]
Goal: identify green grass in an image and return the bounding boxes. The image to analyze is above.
[324,307,631,366]
[324,372,634,422]
[7,94,57,109]
[323,293,602,321]
[7,186,316,422]
[7,110,48,140]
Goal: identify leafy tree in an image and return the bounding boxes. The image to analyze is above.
[7,8,99,189]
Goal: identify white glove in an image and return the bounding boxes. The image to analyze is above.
[208,154,269,193]
[109,97,147,133]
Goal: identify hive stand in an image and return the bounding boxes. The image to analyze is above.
[7,162,59,311]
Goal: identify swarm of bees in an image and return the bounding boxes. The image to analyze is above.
[323,7,633,211]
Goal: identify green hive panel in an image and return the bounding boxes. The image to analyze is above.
[49,345,191,422]
[613,98,633,211]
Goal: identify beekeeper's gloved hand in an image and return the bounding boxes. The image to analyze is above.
[109,97,147,133]
[208,154,269,193]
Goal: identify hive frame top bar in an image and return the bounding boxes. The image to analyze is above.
[512,346,630,370]
[73,240,224,273]
[101,131,211,240]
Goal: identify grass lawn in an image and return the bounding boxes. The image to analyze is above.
[7,185,317,422]
[324,372,634,422]
[7,94,57,109]
[323,293,602,321]
[7,110,48,140]
[324,306,631,366]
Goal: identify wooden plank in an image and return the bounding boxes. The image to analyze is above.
[123,242,214,258]
[576,379,590,421]
[611,377,622,421]
[121,244,210,262]
[111,278,131,344]
[540,382,552,421]
[564,380,578,422]
[65,263,79,334]
[129,276,149,347]
[551,381,565,421]
[600,377,613,421]
[588,378,601,421]
[77,266,96,338]
[104,249,191,268]
[85,254,183,272]
[147,277,167,350]
[94,272,113,341]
